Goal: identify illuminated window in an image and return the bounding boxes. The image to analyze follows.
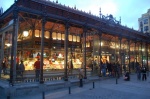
[69,35,72,41]
[52,32,57,40]
[45,31,49,39]
[73,35,76,42]
[62,34,65,40]
[35,30,40,37]
[57,33,61,40]
[77,36,80,42]
[86,42,90,47]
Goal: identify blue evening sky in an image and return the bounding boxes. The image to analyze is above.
[0,0,150,30]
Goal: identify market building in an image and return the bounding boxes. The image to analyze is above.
[0,0,150,86]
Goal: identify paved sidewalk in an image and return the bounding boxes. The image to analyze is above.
[45,74,150,99]
[10,73,150,99]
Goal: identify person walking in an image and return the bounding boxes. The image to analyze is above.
[34,58,41,82]
[141,65,147,81]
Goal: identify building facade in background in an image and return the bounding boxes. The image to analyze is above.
[138,8,150,33]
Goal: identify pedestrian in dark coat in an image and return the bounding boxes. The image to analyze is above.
[107,62,112,76]
[141,65,147,81]
[19,60,25,79]
[78,68,84,87]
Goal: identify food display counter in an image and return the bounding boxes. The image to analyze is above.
[23,58,82,70]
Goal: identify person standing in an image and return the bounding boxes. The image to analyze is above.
[19,60,25,79]
[1,57,7,75]
[107,62,112,77]
[101,62,107,77]
[136,63,141,80]
[34,58,40,82]
[141,65,147,81]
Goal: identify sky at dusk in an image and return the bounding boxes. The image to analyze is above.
[0,0,150,30]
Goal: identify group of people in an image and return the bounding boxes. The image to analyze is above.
[0,57,41,82]
[136,63,148,81]
[16,60,25,79]
[0,57,25,79]
[100,61,121,78]
[1,57,149,84]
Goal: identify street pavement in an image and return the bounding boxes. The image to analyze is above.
[2,73,150,99]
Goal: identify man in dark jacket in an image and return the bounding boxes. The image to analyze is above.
[141,65,147,81]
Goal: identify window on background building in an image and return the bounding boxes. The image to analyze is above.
[144,26,149,32]
[140,21,143,27]
[141,28,143,33]
[143,19,148,24]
